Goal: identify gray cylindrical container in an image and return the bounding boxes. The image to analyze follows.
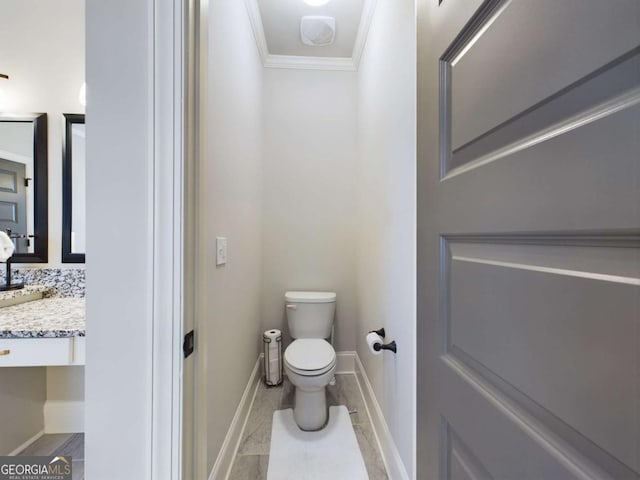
[263,329,283,386]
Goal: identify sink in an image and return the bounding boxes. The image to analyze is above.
[0,285,50,308]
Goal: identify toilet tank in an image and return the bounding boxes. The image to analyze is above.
[285,291,336,339]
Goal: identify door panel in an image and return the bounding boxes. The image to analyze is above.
[439,366,617,480]
[0,158,27,242]
[442,103,640,231]
[449,0,640,151]
[450,50,640,171]
[417,0,640,478]
[0,201,18,222]
[448,241,639,470]
[447,425,494,480]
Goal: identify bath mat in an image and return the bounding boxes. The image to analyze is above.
[267,406,369,480]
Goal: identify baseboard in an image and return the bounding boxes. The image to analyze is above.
[8,430,45,456]
[354,354,410,480]
[209,354,263,480]
[43,400,84,434]
[336,351,356,373]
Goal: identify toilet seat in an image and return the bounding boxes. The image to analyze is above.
[285,339,336,376]
[285,357,336,377]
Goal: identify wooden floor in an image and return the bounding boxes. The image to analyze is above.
[17,433,84,480]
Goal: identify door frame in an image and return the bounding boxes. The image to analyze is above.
[152,0,203,477]
[85,0,194,477]
[192,0,210,478]
[151,0,184,477]
[151,0,209,480]
[151,0,197,478]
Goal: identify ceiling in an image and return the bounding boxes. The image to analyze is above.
[248,0,375,70]
[257,0,364,58]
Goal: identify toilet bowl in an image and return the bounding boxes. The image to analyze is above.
[284,338,336,430]
[284,291,337,431]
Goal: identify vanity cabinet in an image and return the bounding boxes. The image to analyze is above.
[0,336,85,367]
[0,297,86,367]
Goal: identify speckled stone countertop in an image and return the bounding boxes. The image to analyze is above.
[0,298,85,338]
[0,285,50,301]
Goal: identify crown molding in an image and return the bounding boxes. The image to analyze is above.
[264,54,356,71]
[352,0,378,69]
[244,0,269,64]
[245,0,377,71]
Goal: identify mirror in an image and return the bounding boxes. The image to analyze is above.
[0,113,48,262]
[62,114,85,263]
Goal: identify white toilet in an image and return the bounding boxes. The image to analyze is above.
[283,291,337,431]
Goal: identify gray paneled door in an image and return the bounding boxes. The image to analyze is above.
[417,1,640,479]
[0,158,27,246]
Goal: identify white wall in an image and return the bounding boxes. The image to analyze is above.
[0,0,85,266]
[262,68,359,351]
[356,0,417,477]
[201,0,264,472]
[44,366,85,433]
[86,0,154,476]
[0,368,46,455]
[47,366,85,401]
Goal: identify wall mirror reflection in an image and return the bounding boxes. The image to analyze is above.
[0,113,48,262]
[62,113,85,263]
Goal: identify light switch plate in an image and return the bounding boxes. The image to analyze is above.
[216,237,227,266]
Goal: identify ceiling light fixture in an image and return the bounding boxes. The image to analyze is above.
[301,16,336,46]
[304,0,331,6]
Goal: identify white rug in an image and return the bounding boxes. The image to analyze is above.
[267,406,369,480]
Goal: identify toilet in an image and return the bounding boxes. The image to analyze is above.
[283,291,337,431]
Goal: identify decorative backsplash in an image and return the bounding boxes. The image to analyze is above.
[12,268,85,298]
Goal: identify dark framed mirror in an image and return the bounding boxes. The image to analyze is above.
[62,113,85,263]
[0,113,48,263]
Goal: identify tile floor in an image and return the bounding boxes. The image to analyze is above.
[229,373,388,480]
[17,433,84,480]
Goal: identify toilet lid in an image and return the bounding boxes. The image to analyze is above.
[285,339,336,371]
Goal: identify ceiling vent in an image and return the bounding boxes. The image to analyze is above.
[300,16,336,47]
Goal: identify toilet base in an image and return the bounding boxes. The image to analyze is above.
[285,355,336,431]
[293,387,328,431]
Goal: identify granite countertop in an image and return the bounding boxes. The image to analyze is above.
[0,285,51,301]
[0,298,85,338]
